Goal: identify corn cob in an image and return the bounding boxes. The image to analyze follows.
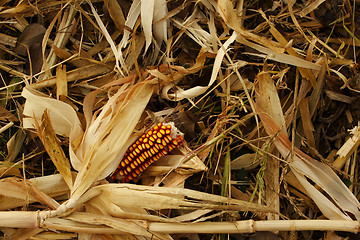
[111,122,184,182]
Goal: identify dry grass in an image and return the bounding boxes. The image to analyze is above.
[1,0,360,239]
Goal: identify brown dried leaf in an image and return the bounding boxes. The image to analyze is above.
[299,98,316,151]
[34,110,73,189]
[231,153,260,171]
[104,0,126,32]
[14,23,45,56]
[0,104,18,122]
[5,129,26,163]
[52,45,90,68]
[55,64,67,99]
[14,23,45,74]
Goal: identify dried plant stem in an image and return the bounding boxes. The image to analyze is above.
[1,212,358,235]
[0,121,13,134]
[0,211,37,228]
[148,220,360,234]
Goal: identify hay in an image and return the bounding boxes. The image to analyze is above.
[1,0,360,239]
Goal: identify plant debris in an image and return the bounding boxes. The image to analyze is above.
[1,0,360,239]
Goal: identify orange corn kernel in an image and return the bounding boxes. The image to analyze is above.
[111,122,184,182]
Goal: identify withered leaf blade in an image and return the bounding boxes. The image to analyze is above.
[172,111,197,140]
[6,129,26,163]
[14,23,46,74]
[0,104,18,122]
[14,23,46,56]
[56,64,67,99]
[104,0,126,32]
[34,110,73,189]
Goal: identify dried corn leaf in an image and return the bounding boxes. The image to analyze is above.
[44,4,76,77]
[88,196,172,222]
[66,212,157,238]
[55,64,67,99]
[290,160,356,220]
[256,105,360,220]
[0,105,18,122]
[34,111,72,189]
[29,64,111,90]
[238,37,321,70]
[299,98,316,150]
[88,1,125,74]
[22,87,84,170]
[231,153,260,171]
[164,32,236,100]
[42,217,120,235]
[5,129,26,163]
[299,0,326,17]
[218,1,321,71]
[14,23,45,75]
[119,0,140,51]
[172,9,217,52]
[141,0,155,52]
[256,71,286,132]
[256,71,282,220]
[87,183,274,213]
[258,9,317,86]
[104,0,126,32]
[253,67,360,220]
[153,0,168,46]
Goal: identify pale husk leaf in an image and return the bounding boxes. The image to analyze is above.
[0,176,64,210]
[22,87,82,138]
[141,0,155,52]
[70,83,154,202]
[153,0,168,46]
[88,196,173,222]
[118,0,140,51]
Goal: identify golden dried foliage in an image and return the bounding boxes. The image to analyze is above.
[0,0,360,239]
